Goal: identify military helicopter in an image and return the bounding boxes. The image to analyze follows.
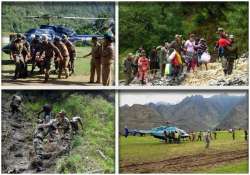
[23,14,115,42]
[2,14,114,54]
[125,120,189,140]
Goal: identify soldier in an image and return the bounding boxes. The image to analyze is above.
[224,35,238,75]
[197,131,202,141]
[62,35,76,75]
[53,37,70,79]
[83,36,102,83]
[56,110,71,153]
[205,131,210,149]
[9,33,29,79]
[70,116,83,134]
[37,104,52,124]
[157,42,168,78]
[39,35,62,82]
[10,95,22,115]
[30,35,42,74]
[21,35,30,77]
[101,34,114,86]
[33,120,57,172]
[232,129,236,140]
[123,53,134,85]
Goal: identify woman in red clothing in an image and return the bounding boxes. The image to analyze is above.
[138,50,149,85]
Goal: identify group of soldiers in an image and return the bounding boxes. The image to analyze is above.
[9,33,114,85]
[9,95,83,172]
[123,27,238,85]
[9,33,76,82]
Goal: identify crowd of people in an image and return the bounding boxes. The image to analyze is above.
[123,27,238,85]
[8,33,114,85]
[10,95,83,172]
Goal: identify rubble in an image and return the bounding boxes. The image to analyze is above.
[121,55,248,86]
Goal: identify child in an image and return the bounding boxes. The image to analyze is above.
[123,53,134,85]
[138,50,149,85]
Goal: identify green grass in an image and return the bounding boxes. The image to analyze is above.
[120,131,248,173]
[1,46,91,77]
[204,161,248,173]
[23,93,115,173]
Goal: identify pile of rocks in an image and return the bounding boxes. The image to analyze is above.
[120,53,248,86]
[182,55,248,86]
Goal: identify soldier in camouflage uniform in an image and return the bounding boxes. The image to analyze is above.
[10,95,22,115]
[70,116,83,135]
[223,35,238,75]
[57,110,71,153]
[33,119,57,172]
[30,35,42,74]
[101,34,114,86]
[21,35,30,77]
[37,104,52,124]
[53,37,70,79]
[10,34,29,79]
[39,35,62,82]
[62,35,76,75]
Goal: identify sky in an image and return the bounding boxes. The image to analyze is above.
[119,91,247,106]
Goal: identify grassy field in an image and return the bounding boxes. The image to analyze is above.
[1,46,91,76]
[119,130,248,173]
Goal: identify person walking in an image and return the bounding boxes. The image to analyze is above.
[205,131,210,149]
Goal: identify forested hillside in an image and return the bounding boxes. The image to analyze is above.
[2,2,114,34]
[119,2,248,54]
[2,90,115,173]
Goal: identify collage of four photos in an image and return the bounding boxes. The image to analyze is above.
[1,1,249,174]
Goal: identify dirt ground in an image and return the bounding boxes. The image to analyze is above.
[120,149,248,173]
[2,73,100,86]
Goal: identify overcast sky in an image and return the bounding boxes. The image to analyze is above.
[119,91,247,106]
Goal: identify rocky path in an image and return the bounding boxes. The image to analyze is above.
[1,101,69,173]
[120,149,248,173]
[120,55,248,86]
[2,104,34,173]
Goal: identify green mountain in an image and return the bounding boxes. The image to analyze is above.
[2,2,115,34]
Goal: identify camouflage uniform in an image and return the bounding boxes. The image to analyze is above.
[30,37,42,73]
[62,39,76,74]
[90,42,102,83]
[54,41,70,79]
[101,44,114,86]
[70,116,83,134]
[39,41,61,81]
[223,42,238,75]
[33,120,56,171]
[38,104,52,124]
[57,116,71,153]
[10,95,22,115]
[10,38,28,79]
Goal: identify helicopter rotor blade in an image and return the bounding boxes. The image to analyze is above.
[61,17,112,20]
